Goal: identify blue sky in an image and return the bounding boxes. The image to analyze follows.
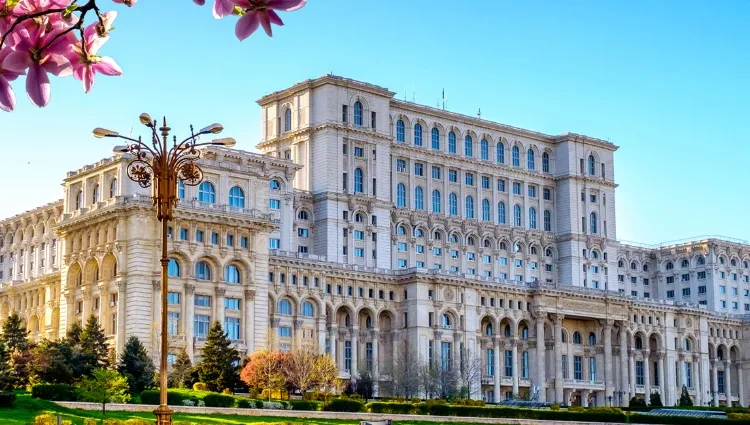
[1,0,748,244]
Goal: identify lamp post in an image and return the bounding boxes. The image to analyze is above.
[93,115,235,425]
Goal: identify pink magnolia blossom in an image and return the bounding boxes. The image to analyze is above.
[111,0,137,7]
[0,46,24,111]
[232,0,306,40]
[211,0,236,19]
[67,13,122,93]
[3,26,75,107]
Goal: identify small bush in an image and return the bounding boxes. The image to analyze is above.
[588,407,623,414]
[174,422,194,425]
[103,419,124,425]
[125,420,151,425]
[260,389,288,400]
[235,398,251,408]
[323,398,366,412]
[452,398,484,406]
[140,389,200,406]
[34,415,58,425]
[289,400,319,411]
[83,419,99,425]
[550,404,560,411]
[248,389,260,399]
[568,405,585,412]
[728,413,750,420]
[410,397,421,404]
[368,402,418,414]
[0,391,15,408]
[203,393,235,408]
[192,382,208,391]
[255,400,264,409]
[349,393,362,401]
[61,421,72,425]
[32,384,78,401]
[221,388,233,395]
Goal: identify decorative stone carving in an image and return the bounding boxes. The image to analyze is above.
[185,284,195,295]
[215,288,226,297]
[244,289,255,301]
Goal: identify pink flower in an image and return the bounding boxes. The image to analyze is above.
[3,26,75,107]
[193,0,206,5]
[67,17,122,93]
[111,0,137,7]
[0,47,24,112]
[212,0,236,19]
[231,0,306,40]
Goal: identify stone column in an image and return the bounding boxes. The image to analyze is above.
[603,320,613,400]
[737,362,744,408]
[215,287,226,326]
[494,337,501,403]
[535,314,546,402]
[694,356,702,406]
[553,314,564,403]
[677,355,683,392]
[629,352,636,396]
[725,360,732,405]
[244,290,255,353]
[185,284,195,358]
[351,327,359,376]
[372,331,380,389]
[116,281,126,353]
[658,352,666,403]
[511,338,519,396]
[643,351,651,398]
[619,323,629,406]
[712,360,719,406]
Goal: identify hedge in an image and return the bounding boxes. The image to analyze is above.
[289,400,320,411]
[203,393,235,408]
[367,402,419,415]
[427,405,626,423]
[322,398,365,412]
[139,390,198,406]
[32,384,78,401]
[0,391,15,408]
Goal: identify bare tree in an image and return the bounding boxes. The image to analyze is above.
[285,348,319,395]
[456,348,483,400]
[391,342,420,398]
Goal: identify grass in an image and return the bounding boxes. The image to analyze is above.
[0,393,504,425]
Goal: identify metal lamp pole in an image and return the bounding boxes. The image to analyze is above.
[93,114,235,424]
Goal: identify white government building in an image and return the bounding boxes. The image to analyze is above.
[0,75,748,407]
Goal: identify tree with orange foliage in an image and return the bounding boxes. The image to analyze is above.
[240,350,288,400]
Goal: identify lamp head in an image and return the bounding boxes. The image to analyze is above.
[211,137,236,147]
[112,145,130,153]
[139,113,153,127]
[93,127,119,138]
[200,123,223,135]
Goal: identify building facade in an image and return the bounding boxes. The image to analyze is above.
[0,75,748,407]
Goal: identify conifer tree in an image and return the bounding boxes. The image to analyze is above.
[79,315,109,376]
[118,336,155,394]
[195,321,239,392]
[168,348,193,389]
[29,339,75,384]
[678,385,693,406]
[0,341,14,391]
[0,313,29,353]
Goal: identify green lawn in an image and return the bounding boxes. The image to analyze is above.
[0,393,501,425]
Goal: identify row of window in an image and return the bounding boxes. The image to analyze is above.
[620,257,750,271]
[167,259,242,283]
[73,179,118,210]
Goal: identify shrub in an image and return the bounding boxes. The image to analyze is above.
[322,398,366,412]
[260,389,288,400]
[550,404,560,411]
[410,397,421,403]
[61,421,72,425]
[203,393,235,408]
[262,401,285,410]
[289,400,319,411]
[587,406,623,414]
[221,388,233,395]
[349,393,362,401]
[103,420,124,425]
[125,420,151,425]
[32,384,78,401]
[728,413,750,420]
[568,405,584,412]
[0,391,15,408]
[34,415,58,425]
[368,402,418,414]
[426,404,626,423]
[255,400,264,409]
[235,398,251,408]
[174,422,194,425]
[192,382,208,391]
[140,389,200,406]
[630,396,647,407]
[452,398,484,406]
[182,399,195,406]
[84,419,99,425]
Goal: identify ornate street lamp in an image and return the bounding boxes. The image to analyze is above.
[94,115,235,425]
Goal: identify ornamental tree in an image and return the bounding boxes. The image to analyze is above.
[0,0,307,111]
[77,368,130,415]
[117,335,155,395]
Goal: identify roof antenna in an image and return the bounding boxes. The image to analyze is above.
[412,84,415,102]
[442,88,445,110]
[477,108,481,119]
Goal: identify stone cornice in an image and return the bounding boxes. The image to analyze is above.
[0,200,64,231]
[256,121,393,150]
[257,74,396,106]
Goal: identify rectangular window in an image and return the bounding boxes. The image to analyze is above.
[465,173,474,186]
[398,259,407,268]
[396,159,406,172]
[224,298,240,310]
[682,274,690,282]
[278,327,292,337]
[371,111,376,128]
[354,146,364,157]
[698,271,706,279]
[226,234,234,246]
[342,105,348,122]
[416,245,424,253]
[504,351,513,377]
[574,356,583,380]
[528,185,536,198]
[522,351,529,378]
[194,295,211,307]
[561,355,568,379]
[269,199,281,209]
[298,228,310,238]
[433,247,442,256]
[196,230,204,242]
[497,179,506,192]
[513,182,521,195]
[481,176,490,189]
[441,342,452,371]
[636,361,644,385]
[487,349,495,376]
[682,288,691,296]
[354,230,364,240]
[717,370,725,393]
[589,357,596,381]
[449,169,458,182]
[666,276,675,284]
[167,292,181,305]
[354,248,364,258]
[432,166,441,179]
[240,236,248,248]
[342,173,347,191]
[269,238,280,249]
[667,290,674,298]
[344,341,352,372]
[211,232,218,245]
[167,312,179,335]
[543,188,551,200]
[194,315,210,338]
[414,162,424,176]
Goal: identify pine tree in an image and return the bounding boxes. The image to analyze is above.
[0,313,29,353]
[0,341,14,391]
[678,385,693,406]
[117,336,156,395]
[29,339,75,384]
[79,315,109,376]
[195,321,239,392]
[650,391,663,407]
[168,348,193,389]
[65,322,83,345]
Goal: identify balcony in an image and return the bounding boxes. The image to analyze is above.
[482,375,494,385]
[563,379,605,389]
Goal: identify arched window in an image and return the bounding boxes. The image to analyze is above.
[666,261,673,270]
[109,178,118,198]
[396,119,405,142]
[590,212,597,234]
[449,193,458,216]
[441,314,452,329]
[413,123,423,146]
[591,250,599,259]
[298,210,309,220]
[542,152,550,173]
[449,233,458,243]
[486,323,493,336]
[198,181,216,204]
[355,212,364,222]
[228,186,245,208]
[698,256,706,265]
[284,107,292,132]
[467,236,475,246]
[588,155,595,175]
[92,184,99,204]
[498,202,506,224]
[465,196,474,219]
[353,101,363,126]
[499,242,507,250]
[496,142,505,163]
[634,336,643,350]
[573,331,582,344]
[483,239,491,248]
[448,131,456,153]
[431,127,440,150]
[177,180,185,199]
[544,210,551,232]
[414,228,424,238]
[529,207,537,229]
[270,179,281,190]
[464,135,473,157]
[167,258,180,277]
[684,339,691,351]
[719,257,725,265]
[365,316,373,329]
[631,262,637,270]
[195,261,211,280]
[225,265,240,284]
[414,186,424,210]
[354,168,364,193]
[480,139,489,160]
[433,231,442,240]
[302,301,314,317]
[482,199,491,221]
[278,299,292,315]
[75,190,83,210]
[561,331,567,343]
[513,204,522,226]
[682,259,690,268]
[432,190,441,213]
[527,149,535,170]
[397,225,406,235]
[504,325,511,337]
[512,146,520,167]
[588,332,596,345]
[643,264,649,272]
[521,326,529,340]
[396,183,406,208]
[546,248,553,257]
